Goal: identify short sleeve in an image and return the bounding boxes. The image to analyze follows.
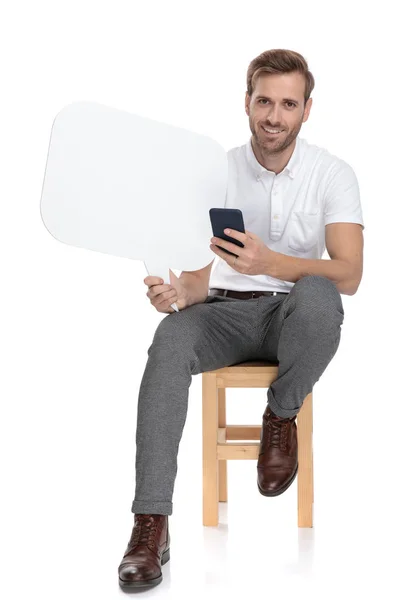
[324,160,365,231]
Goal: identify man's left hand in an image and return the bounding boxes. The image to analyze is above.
[210,228,277,276]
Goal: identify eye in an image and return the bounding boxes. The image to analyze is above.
[258,99,296,108]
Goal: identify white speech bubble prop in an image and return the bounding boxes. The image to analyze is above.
[40,101,228,311]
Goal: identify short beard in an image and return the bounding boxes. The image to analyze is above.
[250,118,302,155]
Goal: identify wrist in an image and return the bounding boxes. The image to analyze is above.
[179,274,207,308]
[269,250,281,279]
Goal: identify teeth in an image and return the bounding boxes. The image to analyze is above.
[263,127,282,134]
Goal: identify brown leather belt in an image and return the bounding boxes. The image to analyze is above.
[209,288,289,300]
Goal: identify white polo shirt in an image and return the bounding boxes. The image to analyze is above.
[209,135,365,293]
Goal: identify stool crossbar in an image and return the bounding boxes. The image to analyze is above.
[202,361,313,527]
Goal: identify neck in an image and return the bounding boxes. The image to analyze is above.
[251,135,296,175]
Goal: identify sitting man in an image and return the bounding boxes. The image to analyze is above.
[118,47,364,590]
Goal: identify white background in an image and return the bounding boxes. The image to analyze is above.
[1,1,399,598]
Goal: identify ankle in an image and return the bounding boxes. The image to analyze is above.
[266,404,295,421]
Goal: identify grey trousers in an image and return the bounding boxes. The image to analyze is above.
[131,275,345,516]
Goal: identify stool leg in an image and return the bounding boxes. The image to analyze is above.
[202,372,219,526]
[297,392,313,527]
[218,388,228,502]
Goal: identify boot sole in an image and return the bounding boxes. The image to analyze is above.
[118,547,170,590]
[257,463,298,497]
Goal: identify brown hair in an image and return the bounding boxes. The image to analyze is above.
[246,49,315,105]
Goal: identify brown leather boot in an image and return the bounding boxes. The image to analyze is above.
[118,513,170,589]
[257,404,298,496]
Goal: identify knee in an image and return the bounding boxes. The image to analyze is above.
[290,275,344,323]
[150,314,181,351]
[148,308,198,355]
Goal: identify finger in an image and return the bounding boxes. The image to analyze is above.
[145,277,163,286]
[147,284,173,299]
[222,228,249,243]
[144,276,164,286]
[154,288,178,308]
[210,237,244,256]
[210,244,238,263]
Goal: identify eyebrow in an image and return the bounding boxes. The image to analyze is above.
[255,95,299,105]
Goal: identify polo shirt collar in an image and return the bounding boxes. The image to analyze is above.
[245,135,302,180]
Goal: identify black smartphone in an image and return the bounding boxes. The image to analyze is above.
[209,208,245,257]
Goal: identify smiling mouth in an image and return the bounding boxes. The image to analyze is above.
[262,126,284,135]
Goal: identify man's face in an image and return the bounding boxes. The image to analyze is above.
[245,71,312,154]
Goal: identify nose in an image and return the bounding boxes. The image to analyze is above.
[266,105,282,126]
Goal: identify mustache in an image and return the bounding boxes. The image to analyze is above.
[261,124,284,130]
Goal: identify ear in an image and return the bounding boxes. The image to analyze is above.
[303,97,313,122]
[245,92,250,116]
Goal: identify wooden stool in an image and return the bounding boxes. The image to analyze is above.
[202,361,313,527]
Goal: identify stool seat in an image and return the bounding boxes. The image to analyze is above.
[202,360,313,527]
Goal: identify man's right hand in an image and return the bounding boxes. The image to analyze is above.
[144,271,189,314]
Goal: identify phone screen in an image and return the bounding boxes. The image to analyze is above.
[209,208,245,257]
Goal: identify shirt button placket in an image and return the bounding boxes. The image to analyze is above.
[270,183,281,239]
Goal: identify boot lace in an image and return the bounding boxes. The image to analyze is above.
[127,514,159,553]
[267,419,288,450]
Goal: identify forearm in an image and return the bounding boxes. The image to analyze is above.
[271,251,358,295]
[178,272,209,307]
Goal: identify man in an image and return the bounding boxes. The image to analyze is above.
[118,48,364,590]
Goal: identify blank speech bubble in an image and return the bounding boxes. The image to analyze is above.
[40,101,228,310]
